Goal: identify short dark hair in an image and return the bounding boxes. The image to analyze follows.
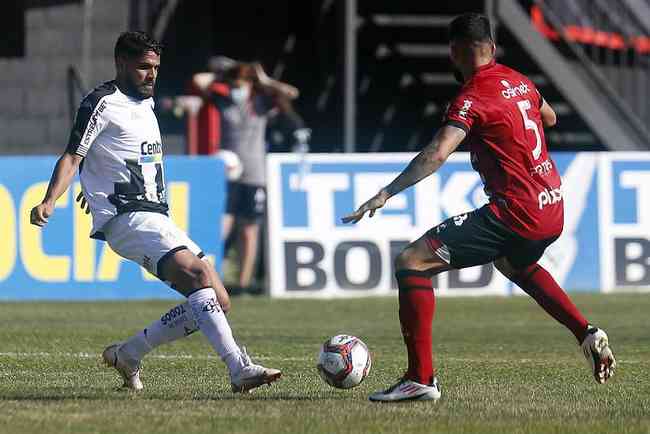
[114,31,163,60]
[448,13,493,43]
[223,63,256,82]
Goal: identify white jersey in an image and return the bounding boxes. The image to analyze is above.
[67,81,168,239]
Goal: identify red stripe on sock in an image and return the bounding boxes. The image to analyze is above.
[397,271,435,385]
[513,264,589,343]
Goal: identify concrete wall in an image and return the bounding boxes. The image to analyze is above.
[0,1,129,155]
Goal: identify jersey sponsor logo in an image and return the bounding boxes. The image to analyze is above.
[139,141,163,164]
[530,158,554,176]
[500,80,531,100]
[82,100,107,147]
[458,99,473,119]
[538,187,563,209]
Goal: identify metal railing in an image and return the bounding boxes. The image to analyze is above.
[534,0,650,145]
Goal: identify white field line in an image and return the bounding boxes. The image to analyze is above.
[0,352,309,362]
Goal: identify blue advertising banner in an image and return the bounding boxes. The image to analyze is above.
[0,156,226,299]
[266,152,649,298]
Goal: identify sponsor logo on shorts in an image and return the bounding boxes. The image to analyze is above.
[453,213,469,226]
[538,187,563,209]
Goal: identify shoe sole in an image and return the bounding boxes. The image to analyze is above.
[369,391,441,403]
[231,371,282,393]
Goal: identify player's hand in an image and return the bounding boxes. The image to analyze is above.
[252,62,271,85]
[341,190,389,224]
[30,202,54,227]
[76,191,90,214]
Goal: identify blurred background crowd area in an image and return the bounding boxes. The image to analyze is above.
[1,0,649,156]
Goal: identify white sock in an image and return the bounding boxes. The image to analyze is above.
[120,302,199,362]
[187,288,244,375]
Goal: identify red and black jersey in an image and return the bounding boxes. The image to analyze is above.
[444,60,563,240]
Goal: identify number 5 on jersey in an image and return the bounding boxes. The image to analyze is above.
[517,99,542,160]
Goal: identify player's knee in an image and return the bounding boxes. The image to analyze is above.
[394,247,419,271]
[194,260,214,289]
[173,259,212,292]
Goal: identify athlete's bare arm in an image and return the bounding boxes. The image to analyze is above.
[342,125,467,224]
[540,98,556,128]
[253,62,299,100]
[30,151,83,227]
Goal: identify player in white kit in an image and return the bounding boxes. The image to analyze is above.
[29,31,281,393]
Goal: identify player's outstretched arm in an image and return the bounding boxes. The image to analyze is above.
[30,152,83,227]
[342,125,466,224]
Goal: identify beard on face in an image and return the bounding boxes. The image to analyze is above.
[120,73,155,99]
[131,78,155,99]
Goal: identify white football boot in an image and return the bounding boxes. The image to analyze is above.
[102,343,143,391]
[369,377,441,402]
[581,326,616,384]
[230,347,282,393]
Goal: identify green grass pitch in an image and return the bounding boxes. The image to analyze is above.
[0,293,648,434]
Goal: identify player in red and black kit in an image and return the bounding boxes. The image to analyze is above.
[343,13,616,402]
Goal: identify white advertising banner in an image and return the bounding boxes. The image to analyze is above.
[266,153,650,298]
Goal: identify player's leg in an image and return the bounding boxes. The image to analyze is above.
[235,185,266,290]
[369,235,449,402]
[159,248,280,392]
[222,213,235,242]
[238,220,260,288]
[222,181,240,241]
[117,254,230,371]
[370,207,509,402]
[101,213,279,392]
[494,256,588,342]
[494,247,615,383]
[395,236,450,384]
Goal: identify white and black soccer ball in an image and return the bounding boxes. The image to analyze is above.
[317,335,371,389]
[215,149,243,181]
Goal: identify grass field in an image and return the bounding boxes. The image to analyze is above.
[0,293,648,434]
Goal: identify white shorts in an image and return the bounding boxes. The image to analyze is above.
[102,212,203,281]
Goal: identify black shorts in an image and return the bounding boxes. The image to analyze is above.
[226,182,266,221]
[424,205,558,270]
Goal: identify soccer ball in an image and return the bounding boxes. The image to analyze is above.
[215,149,243,181]
[317,335,371,389]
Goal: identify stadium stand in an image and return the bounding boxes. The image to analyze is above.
[1,0,648,154]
